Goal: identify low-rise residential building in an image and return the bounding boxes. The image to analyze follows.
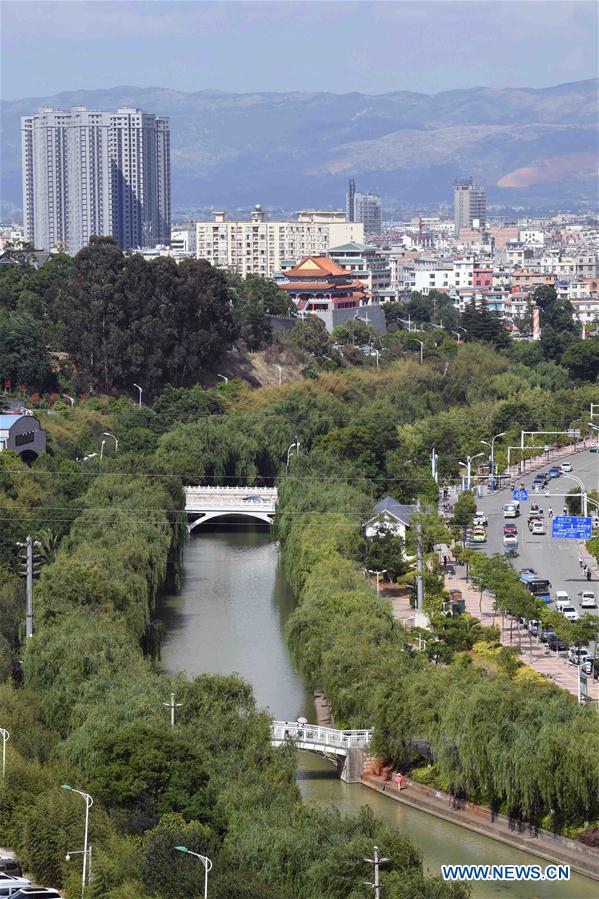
[0,414,46,462]
[363,496,417,541]
[195,206,364,278]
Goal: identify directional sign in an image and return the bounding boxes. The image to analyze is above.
[552,516,592,539]
[512,489,528,502]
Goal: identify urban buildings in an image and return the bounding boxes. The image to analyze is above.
[195,206,364,278]
[453,178,486,236]
[21,107,170,254]
[346,180,382,236]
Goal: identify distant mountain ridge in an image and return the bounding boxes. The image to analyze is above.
[2,80,597,215]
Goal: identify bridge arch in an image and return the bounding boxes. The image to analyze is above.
[188,510,274,531]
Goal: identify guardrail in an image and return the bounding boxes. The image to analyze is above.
[270,721,372,750]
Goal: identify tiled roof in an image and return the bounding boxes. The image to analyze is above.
[285,255,348,278]
[367,496,417,527]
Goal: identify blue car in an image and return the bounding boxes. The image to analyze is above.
[548,467,560,478]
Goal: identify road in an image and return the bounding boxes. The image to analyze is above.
[475,449,598,619]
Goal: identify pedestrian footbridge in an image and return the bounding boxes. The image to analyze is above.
[270,721,372,757]
[185,486,277,530]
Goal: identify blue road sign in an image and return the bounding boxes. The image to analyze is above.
[552,516,593,539]
[512,489,528,502]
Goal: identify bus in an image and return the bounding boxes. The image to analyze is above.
[519,573,551,603]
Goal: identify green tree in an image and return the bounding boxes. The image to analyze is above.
[562,338,599,382]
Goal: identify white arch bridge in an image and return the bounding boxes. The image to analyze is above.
[185,486,277,531]
[270,721,373,782]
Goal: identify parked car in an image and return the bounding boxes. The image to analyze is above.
[582,656,596,676]
[0,875,32,898]
[7,891,61,899]
[548,467,561,478]
[561,605,579,622]
[0,863,22,880]
[540,626,556,643]
[568,646,590,665]
[547,634,568,652]
[580,591,597,609]
[590,447,599,454]
[528,620,540,637]
[560,462,573,473]
[531,520,545,535]
[555,590,570,610]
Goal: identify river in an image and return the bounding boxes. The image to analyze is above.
[158,525,596,898]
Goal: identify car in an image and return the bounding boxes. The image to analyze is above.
[580,590,597,608]
[531,481,545,492]
[527,619,540,636]
[473,513,488,527]
[548,634,568,652]
[590,447,599,454]
[0,874,33,897]
[582,656,596,676]
[503,524,518,536]
[242,495,267,503]
[568,646,590,665]
[555,590,570,609]
[7,891,61,899]
[531,520,545,535]
[519,567,536,577]
[470,528,487,544]
[560,462,573,473]
[548,467,560,478]
[540,627,555,643]
[0,862,22,879]
[561,605,579,622]
[503,502,518,518]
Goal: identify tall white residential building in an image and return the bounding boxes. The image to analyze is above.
[453,178,486,236]
[21,107,170,254]
[195,206,364,278]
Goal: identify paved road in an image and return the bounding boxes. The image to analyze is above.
[475,449,598,618]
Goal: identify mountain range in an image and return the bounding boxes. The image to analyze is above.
[1,80,597,217]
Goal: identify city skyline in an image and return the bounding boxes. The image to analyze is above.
[2,1,597,100]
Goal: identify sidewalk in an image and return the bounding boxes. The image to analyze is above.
[444,566,599,702]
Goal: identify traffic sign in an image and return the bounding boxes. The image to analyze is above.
[512,489,528,501]
[552,516,592,539]
[567,429,581,438]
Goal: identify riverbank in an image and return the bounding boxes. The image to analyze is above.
[361,774,599,881]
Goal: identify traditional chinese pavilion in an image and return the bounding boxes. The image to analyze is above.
[280,255,368,312]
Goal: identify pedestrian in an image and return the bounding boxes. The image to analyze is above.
[579,553,584,568]
[548,507,553,518]
[443,555,448,567]
[587,568,592,582]
[562,507,568,516]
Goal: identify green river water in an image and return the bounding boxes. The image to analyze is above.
[158,526,596,898]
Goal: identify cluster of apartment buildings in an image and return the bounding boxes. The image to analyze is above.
[10,105,599,334]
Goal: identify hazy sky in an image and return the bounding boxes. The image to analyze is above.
[2,0,597,100]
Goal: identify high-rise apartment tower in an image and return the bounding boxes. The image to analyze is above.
[453,177,486,236]
[21,106,170,254]
[346,180,382,235]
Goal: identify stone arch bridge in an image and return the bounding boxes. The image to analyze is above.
[184,485,277,531]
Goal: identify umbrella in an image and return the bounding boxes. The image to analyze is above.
[297,716,308,725]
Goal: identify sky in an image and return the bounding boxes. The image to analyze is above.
[1,0,597,101]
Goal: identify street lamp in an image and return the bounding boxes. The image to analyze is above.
[0,727,9,780]
[175,846,213,899]
[99,440,106,463]
[61,785,93,899]
[102,432,118,453]
[459,452,485,491]
[409,337,424,364]
[367,569,387,596]
[562,473,588,517]
[286,439,300,475]
[481,431,506,494]
[452,331,462,344]
[62,394,75,406]
[133,383,142,407]
[217,373,228,383]
[272,364,283,386]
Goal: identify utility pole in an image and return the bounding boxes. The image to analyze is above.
[163,692,182,727]
[363,845,389,899]
[416,500,424,612]
[17,536,40,638]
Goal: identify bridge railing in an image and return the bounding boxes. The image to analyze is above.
[185,486,278,496]
[271,721,372,749]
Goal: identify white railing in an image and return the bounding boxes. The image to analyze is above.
[185,486,278,497]
[270,721,372,750]
[184,486,277,512]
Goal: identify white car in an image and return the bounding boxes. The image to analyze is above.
[569,646,590,665]
[531,520,545,535]
[561,605,579,622]
[555,590,570,610]
[580,591,597,609]
[560,462,572,473]
[473,513,488,527]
